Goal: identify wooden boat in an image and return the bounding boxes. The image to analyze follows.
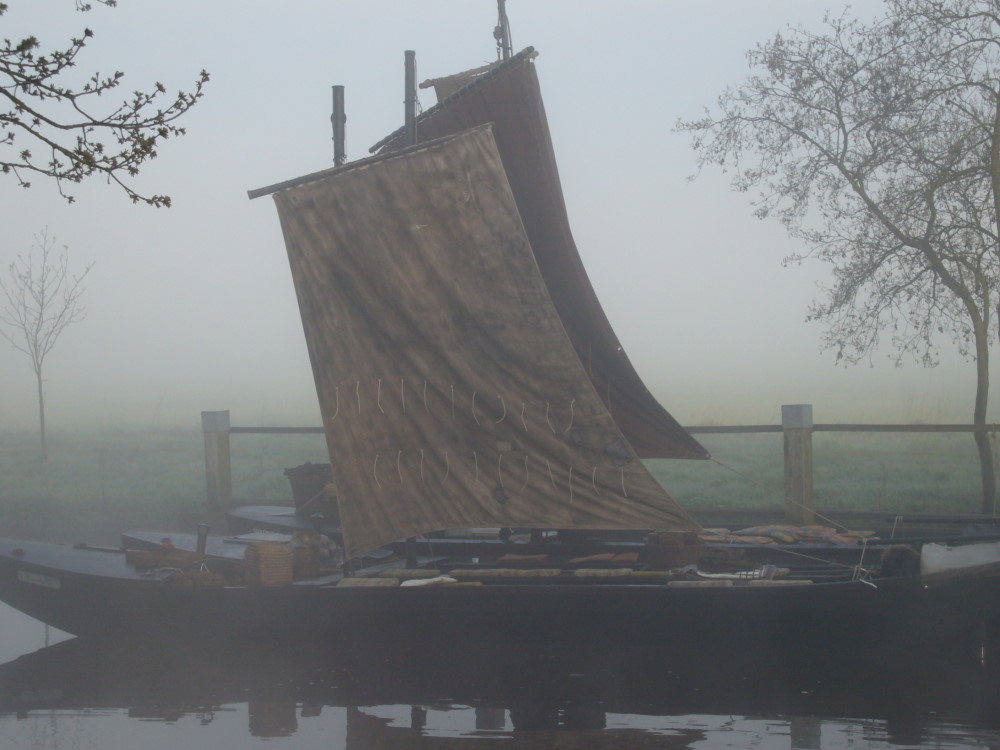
[242,46,1000,565]
[1,533,1000,652]
[1,49,999,652]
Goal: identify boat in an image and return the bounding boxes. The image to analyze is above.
[232,44,1000,565]
[1,48,1000,651]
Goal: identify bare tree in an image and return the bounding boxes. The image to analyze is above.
[1,0,209,207]
[0,230,93,459]
[678,0,1000,514]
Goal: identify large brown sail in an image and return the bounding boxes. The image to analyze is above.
[272,126,698,560]
[372,49,708,460]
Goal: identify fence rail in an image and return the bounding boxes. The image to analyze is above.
[689,424,1000,434]
[201,405,999,521]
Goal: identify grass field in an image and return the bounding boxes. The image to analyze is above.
[649,432,987,515]
[0,428,992,544]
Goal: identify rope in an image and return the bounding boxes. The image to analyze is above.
[706,455,877,573]
[739,542,875,573]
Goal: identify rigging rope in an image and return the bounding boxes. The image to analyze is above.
[708,456,857,535]
[706,456,877,575]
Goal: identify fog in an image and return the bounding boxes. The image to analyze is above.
[0,0,988,432]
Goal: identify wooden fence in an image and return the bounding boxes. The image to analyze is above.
[201,405,1000,521]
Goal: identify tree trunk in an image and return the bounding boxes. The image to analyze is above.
[974,329,995,515]
[974,426,995,515]
[36,367,47,461]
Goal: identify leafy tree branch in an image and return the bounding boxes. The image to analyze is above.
[0,0,209,206]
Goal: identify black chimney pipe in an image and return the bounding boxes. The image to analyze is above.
[331,85,346,166]
[404,50,417,147]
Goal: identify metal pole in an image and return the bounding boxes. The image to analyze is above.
[495,0,512,60]
[404,50,417,147]
[402,51,418,566]
[331,85,346,166]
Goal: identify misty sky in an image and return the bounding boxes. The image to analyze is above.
[0,0,987,432]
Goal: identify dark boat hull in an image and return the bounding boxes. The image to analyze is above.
[0,537,997,655]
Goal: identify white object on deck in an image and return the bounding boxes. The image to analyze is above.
[920,541,1000,578]
[399,575,458,587]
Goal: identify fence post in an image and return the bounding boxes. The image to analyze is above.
[202,410,232,510]
[782,404,816,525]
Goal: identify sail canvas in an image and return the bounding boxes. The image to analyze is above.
[272,126,698,560]
[373,50,707,461]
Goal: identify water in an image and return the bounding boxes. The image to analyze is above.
[0,602,999,749]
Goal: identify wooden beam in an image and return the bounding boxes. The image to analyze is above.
[782,404,815,525]
[202,410,232,511]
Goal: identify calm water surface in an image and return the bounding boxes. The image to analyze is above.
[1,602,999,749]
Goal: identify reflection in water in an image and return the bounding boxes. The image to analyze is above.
[0,610,999,748]
[346,706,708,748]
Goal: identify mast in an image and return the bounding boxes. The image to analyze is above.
[495,0,512,61]
[331,85,346,166]
[404,50,417,147]
[403,49,418,569]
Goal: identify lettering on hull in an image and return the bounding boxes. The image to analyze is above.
[17,570,61,590]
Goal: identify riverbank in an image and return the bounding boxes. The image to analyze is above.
[0,428,988,544]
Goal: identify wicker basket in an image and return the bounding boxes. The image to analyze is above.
[244,542,294,587]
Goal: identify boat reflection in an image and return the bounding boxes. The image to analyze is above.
[0,630,997,745]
